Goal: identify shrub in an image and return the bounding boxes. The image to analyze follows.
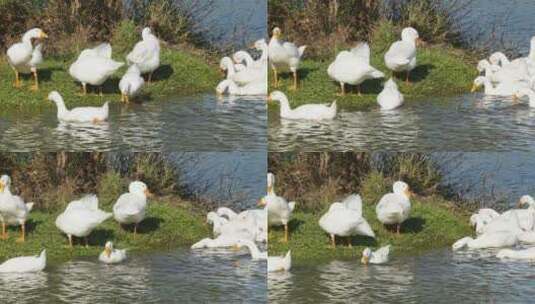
[111,19,139,55]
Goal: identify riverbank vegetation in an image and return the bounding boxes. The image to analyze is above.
[268,153,472,261]
[267,0,478,110]
[0,0,221,109]
[0,152,214,263]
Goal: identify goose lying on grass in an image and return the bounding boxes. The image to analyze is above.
[319,194,375,248]
[268,91,337,120]
[328,42,384,96]
[55,195,112,247]
[48,91,109,124]
[99,241,127,264]
[0,250,46,273]
[361,245,391,265]
[377,78,404,110]
[268,250,291,272]
[269,27,306,90]
[384,27,421,84]
[113,181,151,237]
[376,181,412,234]
[6,28,48,90]
[119,64,145,103]
[0,175,34,242]
[126,27,160,83]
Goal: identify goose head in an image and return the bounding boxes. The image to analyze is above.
[393,181,411,199]
[272,27,282,39]
[361,248,372,264]
[267,91,287,104]
[142,27,152,40]
[104,241,113,257]
[129,181,151,198]
[471,76,487,92]
[401,27,420,46]
[206,211,219,224]
[0,175,11,193]
[22,28,48,44]
[489,52,508,66]
[518,195,535,209]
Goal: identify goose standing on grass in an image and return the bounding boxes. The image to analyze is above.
[55,195,112,247]
[361,245,391,265]
[514,88,535,107]
[69,43,124,95]
[268,250,291,272]
[384,27,420,84]
[377,78,404,110]
[376,181,412,234]
[236,239,267,260]
[0,250,46,273]
[48,91,109,124]
[497,247,535,260]
[328,43,385,96]
[0,175,34,242]
[268,27,306,90]
[119,64,145,103]
[6,28,48,90]
[471,76,529,96]
[99,241,127,264]
[113,181,151,236]
[216,79,267,96]
[268,91,337,120]
[260,173,295,243]
[127,27,160,83]
[319,194,375,248]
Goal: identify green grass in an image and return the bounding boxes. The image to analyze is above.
[268,45,477,113]
[0,46,220,112]
[0,199,210,264]
[268,196,471,262]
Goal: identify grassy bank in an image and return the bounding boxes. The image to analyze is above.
[268,44,477,112]
[0,46,220,111]
[0,199,210,264]
[268,196,471,262]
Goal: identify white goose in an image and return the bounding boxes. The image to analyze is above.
[113,181,151,236]
[268,91,336,120]
[253,39,269,67]
[361,245,391,265]
[55,195,112,247]
[216,79,267,96]
[0,250,46,273]
[327,43,385,95]
[259,173,295,242]
[0,175,34,242]
[514,88,535,107]
[69,43,124,95]
[268,250,291,272]
[99,241,127,264]
[126,27,160,82]
[268,27,306,89]
[48,91,109,123]
[471,76,530,96]
[497,247,535,260]
[384,27,420,83]
[216,207,238,220]
[489,51,531,79]
[376,181,412,234]
[377,78,404,110]
[207,211,229,237]
[119,64,145,103]
[452,231,518,250]
[6,28,48,90]
[236,239,267,260]
[470,208,500,235]
[191,235,242,249]
[319,194,375,247]
[477,59,520,84]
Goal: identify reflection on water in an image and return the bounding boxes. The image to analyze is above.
[269,94,535,151]
[269,248,535,303]
[0,94,266,152]
[0,249,266,304]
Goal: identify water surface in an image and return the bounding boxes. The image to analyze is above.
[269,94,535,151]
[0,94,266,152]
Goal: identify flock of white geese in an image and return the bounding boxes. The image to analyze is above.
[261,173,415,271]
[454,195,535,260]
[473,36,535,106]
[6,27,159,123]
[0,175,152,272]
[267,27,422,120]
